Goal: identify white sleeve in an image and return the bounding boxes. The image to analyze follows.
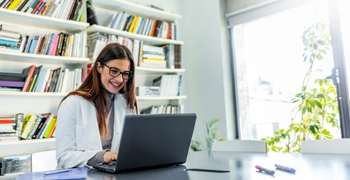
[56,96,99,169]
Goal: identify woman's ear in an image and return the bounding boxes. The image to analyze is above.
[97,62,102,73]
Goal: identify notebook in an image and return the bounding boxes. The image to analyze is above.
[93,113,197,173]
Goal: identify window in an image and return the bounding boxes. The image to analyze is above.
[229,0,344,140]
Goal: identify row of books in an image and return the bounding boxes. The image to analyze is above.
[87,32,134,60]
[0,23,87,57]
[0,65,85,92]
[0,154,31,175]
[0,112,56,142]
[152,75,182,96]
[140,104,184,114]
[105,11,177,40]
[0,0,87,22]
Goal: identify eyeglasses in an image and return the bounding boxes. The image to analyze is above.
[101,62,133,80]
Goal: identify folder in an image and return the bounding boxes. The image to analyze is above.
[15,167,88,180]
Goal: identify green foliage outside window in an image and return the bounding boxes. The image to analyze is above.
[261,19,340,152]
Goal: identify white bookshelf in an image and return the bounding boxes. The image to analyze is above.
[0,139,56,157]
[86,25,184,45]
[0,91,187,100]
[0,50,90,64]
[92,0,182,22]
[0,9,89,31]
[136,96,187,100]
[0,92,67,97]
[136,67,185,73]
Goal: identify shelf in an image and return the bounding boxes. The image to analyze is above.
[0,9,89,31]
[0,92,67,97]
[86,25,184,45]
[0,50,90,64]
[136,96,187,100]
[0,138,56,157]
[136,67,185,73]
[0,92,187,100]
[93,0,182,22]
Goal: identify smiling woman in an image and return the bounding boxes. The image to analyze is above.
[55,43,138,169]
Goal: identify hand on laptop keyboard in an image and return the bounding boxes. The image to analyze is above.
[103,151,118,163]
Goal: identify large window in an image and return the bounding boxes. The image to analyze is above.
[229,0,346,140]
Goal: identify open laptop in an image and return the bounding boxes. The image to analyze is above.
[93,113,197,173]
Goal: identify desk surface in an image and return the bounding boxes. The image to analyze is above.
[4,151,350,180]
[86,151,350,180]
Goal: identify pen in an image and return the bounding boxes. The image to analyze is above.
[275,164,296,173]
[255,165,275,176]
[44,169,72,175]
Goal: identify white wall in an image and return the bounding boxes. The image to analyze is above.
[177,0,235,141]
[126,0,235,142]
[225,0,272,14]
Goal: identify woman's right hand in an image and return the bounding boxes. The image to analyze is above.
[103,151,118,163]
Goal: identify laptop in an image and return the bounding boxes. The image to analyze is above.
[93,113,197,173]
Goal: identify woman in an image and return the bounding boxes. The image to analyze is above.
[56,43,138,169]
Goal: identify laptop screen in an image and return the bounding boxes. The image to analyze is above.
[114,113,197,172]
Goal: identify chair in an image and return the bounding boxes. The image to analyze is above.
[31,150,57,172]
[211,140,267,153]
[300,139,350,154]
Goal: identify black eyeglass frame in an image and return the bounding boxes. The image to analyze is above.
[101,62,133,80]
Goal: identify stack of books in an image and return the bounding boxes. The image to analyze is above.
[136,86,160,97]
[105,11,177,40]
[0,117,17,142]
[0,23,21,52]
[140,104,184,114]
[139,45,166,68]
[0,154,31,176]
[0,72,24,91]
[0,0,87,23]
[152,75,182,96]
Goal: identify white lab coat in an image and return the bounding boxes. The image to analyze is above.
[56,94,135,169]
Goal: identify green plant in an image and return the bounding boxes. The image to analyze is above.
[261,19,340,152]
[190,118,227,151]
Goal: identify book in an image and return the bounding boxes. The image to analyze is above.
[27,115,42,139]
[43,116,56,138]
[14,113,24,140]
[20,114,37,139]
[21,65,36,92]
[86,0,98,25]
[0,81,24,88]
[0,72,23,81]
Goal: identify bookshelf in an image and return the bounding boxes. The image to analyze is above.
[0,4,90,157]
[0,0,185,158]
[0,138,56,157]
[0,50,90,64]
[85,25,184,45]
[135,67,185,73]
[136,96,187,100]
[92,0,182,21]
[0,9,89,31]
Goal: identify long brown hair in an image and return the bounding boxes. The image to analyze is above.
[60,43,137,137]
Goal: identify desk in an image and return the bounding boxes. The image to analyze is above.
[4,151,350,180]
[86,151,350,180]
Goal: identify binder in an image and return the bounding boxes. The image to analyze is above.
[16,167,88,180]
